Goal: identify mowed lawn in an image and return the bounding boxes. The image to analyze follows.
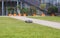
[0,17,60,38]
[28,16,60,22]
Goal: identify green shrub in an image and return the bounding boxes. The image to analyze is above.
[47,6,58,14]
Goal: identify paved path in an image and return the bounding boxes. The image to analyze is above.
[10,16,60,29]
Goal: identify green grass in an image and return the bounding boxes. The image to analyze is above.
[0,17,60,38]
[28,16,60,22]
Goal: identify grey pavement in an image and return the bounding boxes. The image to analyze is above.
[10,16,60,29]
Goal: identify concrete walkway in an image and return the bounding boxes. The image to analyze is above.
[10,16,60,29]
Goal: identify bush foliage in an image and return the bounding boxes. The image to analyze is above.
[47,6,58,14]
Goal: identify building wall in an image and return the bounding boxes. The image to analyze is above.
[23,0,40,8]
[0,0,41,16]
